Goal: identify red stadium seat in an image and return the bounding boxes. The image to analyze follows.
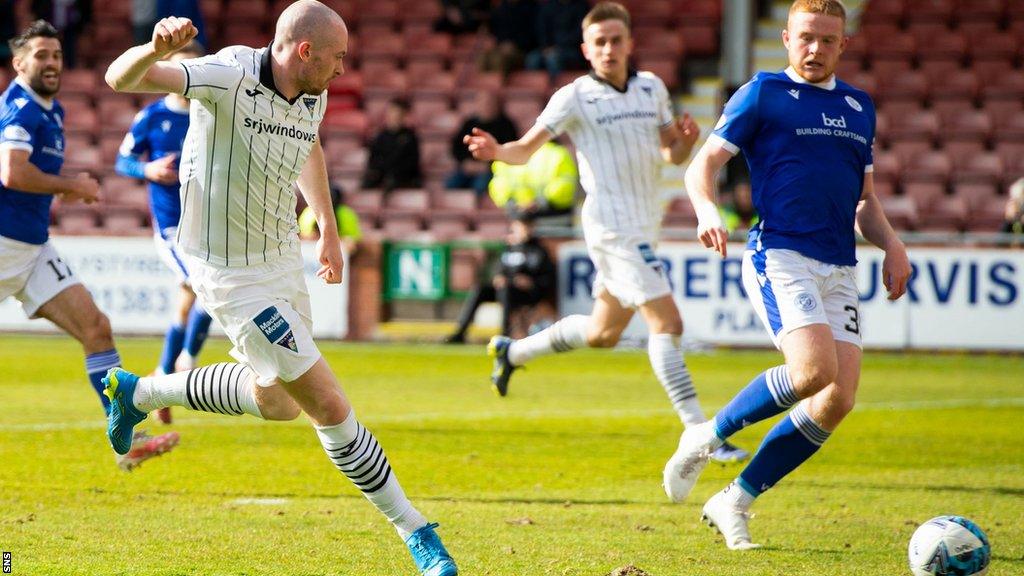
[636,56,680,90]
[102,206,150,235]
[225,0,269,24]
[361,0,400,28]
[433,189,477,212]
[876,70,929,104]
[386,188,430,211]
[903,182,946,209]
[955,0,1008,24]
[943,140,987,166]
[918,196,968,231]
[321,109,369,137]
[888,109,941,143]
[346,189,384,212]
[872,149,902,184]
[630,0,675,27]
[360,33,405,61]
[889,139,934,166]
[60,69,98,95]
[968,32,1019,62]
[905,0,955,25]
[674,0,721,26]
[842,35,869,65]
[965,198,1008,231]
[993,113,1024,143]
[929,69,979,102]
[54,204,100,235]
[951,182,999,210]
[880,196,919,230]
[941,109,993,144]
[678,23,718,57]
[867,33,916,63]
[904,150,954,184]
[380,212,424,238]
[982,99,1023,125]
[953,152,1004,185]
[861,0,906,26]
[428,213,471,240]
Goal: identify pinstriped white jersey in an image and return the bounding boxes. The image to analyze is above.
[176,45,326,267]
[537,71,673,236]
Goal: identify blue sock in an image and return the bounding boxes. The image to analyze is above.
[159,324,186,374]
[183,305,213,357]
[736,402,831,497]
[713,365,798,440]
[85,349,121,415]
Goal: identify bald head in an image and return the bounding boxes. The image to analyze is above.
[276,0,346,46]
[272,0,348,96]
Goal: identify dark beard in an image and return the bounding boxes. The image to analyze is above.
[29,75,60,97]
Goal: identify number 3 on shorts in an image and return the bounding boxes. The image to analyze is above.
[843,304,860,335]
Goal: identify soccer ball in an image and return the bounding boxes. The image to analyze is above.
[908,516,990,576]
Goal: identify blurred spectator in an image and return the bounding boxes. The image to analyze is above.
[489,141,577,218]
[525,0,588,79]
[720,181,759,234]
[447,91,517,196]
[31,0,91,68]
[445,213,556,343]
[298,184,362,254]
[1002,177,1024,235]
[0,0,16,66]
[434,0,490,35]
[157,0,207,49]
[132,0,158,44]
[361,98,423,191]
[480,0,538,76]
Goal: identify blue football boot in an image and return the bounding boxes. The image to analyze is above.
[103,368,148,455]
[405,522,457,576]
[487,335,516,397]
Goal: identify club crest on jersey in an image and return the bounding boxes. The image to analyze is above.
[253,306,299,352]
[794,292,817,312]
[303,97,317,114]
[845,95,863,112]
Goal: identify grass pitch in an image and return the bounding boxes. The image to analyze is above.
[1,335,1022,575]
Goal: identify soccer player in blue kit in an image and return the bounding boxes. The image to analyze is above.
[115,40,213,423]
[0,21,179,470]
[665,0,912,549]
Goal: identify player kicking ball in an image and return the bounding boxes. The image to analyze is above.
[0,20,178,471]
[669,0,912,550]
[102,3,456,574]
[464,1,748,464]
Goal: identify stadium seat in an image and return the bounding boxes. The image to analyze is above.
[993,113,1024,143]
[102,206,150,235]
[905,0,954,24]
[903,181,945,208]
[54,204,100,235]
[965,196,1010,231]
[842,35,869,65]
[630,0,675,27]
[433,189,477,212]
[360,33,405,61]
[876,71,929,104]
[903,150,954,184]
[428,213,471,240]
[673,0,721,26]
[861,0,905,25]
[380,212,424,237]
[868,33,916,64]
[474,212,510,240]
[955,0,1008,24]
[941,109,993,144]
[943,140,987,167]
[62,145,102,173]
[347,188,384,212]
[404,32,453,64]
[887,109,941,144]
[60,69,99,95]
[979,70,1024,102]
[993,141,1024,172]
[386,188,431,211]
[636,56,680,90]
[880,196,918,230]
[677,23,718,57]
[449,246,486,291]
[982,99,1023,125]
[872,150,902,184]
[889,139,934,165]
[917,196,968,231]
[321,110,369,137]
[968,32,1019,62]
[873,179,897,198]
[360,0,400,28]
[225,0,269,24]
[953,152,1004,185]
[929,69,979,102]
[952,182,999,211]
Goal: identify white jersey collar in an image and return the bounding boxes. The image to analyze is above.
[784,66,836,91]
[13,77,54,110]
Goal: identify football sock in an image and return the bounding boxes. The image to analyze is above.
[713,365,797,440]
[183,304,213,357]
[315,410,428,540]
[132,362,262,418]
[508,314,589,366]
[158,323,186,375]
[86,349,120,413]
[720,480,757,511]
[736,402,830,497]
[647,333,706,426]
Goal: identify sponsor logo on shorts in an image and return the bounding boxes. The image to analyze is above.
[794,292,817,312]
[253,306,299,352]
[638,243,657,264]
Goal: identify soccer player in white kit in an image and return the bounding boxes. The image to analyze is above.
[464,1,748,463]
[101,3,457,574]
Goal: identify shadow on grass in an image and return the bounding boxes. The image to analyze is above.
[794,480,1024,498]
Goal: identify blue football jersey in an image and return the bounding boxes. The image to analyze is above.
[0,79,65,245]
[117,97,189,234]
[711,68,876,266]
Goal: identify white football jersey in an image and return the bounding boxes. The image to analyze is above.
[176,45,326,266]
[536,71,674,235]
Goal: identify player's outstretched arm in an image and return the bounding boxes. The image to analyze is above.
[297,140,344,284]
[105,17,197,94]
[463,124,551,166]
[856,174,911,300]
[660,113,701,165]
[0,149,99,203]
[683,141,732,258]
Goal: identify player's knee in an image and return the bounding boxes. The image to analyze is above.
[262,398,301,421]
[587,327,621,348]
[83,311,115,350]
[830,389,857,420]
[790,364,836,397]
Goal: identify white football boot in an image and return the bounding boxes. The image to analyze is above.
[701,484,762,550]
[662,420,722,502]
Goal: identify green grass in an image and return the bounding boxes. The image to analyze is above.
[1,335,1022,575]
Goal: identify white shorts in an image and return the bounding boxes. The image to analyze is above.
[742,248,862,349]
[0,235,82,318]
[154,227,191,285]
[186,250,319,386]
[584,228,671,309]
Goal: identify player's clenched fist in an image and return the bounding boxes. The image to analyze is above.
[152,17,198,57]
[463,127,498,161]
[64,173,100,204]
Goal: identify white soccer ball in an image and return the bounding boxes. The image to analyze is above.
[908,516,990,576]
